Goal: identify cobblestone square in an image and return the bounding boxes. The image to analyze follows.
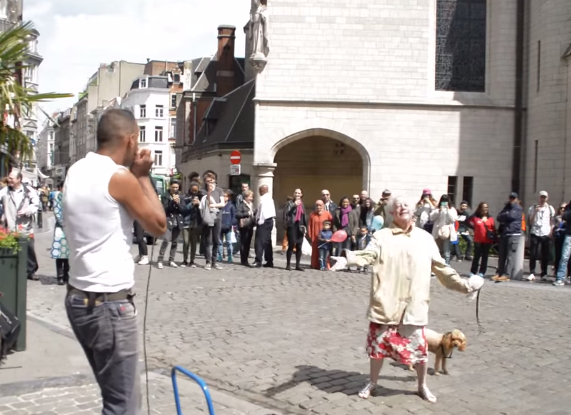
[12,224,571,414]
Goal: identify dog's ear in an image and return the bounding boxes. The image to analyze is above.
[452,329,467,351]
[441,332,453,351]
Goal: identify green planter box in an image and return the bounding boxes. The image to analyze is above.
[0,239,28,351]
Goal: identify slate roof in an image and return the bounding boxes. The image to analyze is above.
[188,79,255,155]
[191,57,245,93]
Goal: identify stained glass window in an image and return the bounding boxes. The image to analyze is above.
[436,0,487,92]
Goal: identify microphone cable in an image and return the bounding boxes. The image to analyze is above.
[142,241,156,415]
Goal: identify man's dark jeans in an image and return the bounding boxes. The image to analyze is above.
[65,291,140,415]
[27,237,38,277]
[529,234,550,276]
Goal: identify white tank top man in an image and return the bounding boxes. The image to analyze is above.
[63,109,166,415]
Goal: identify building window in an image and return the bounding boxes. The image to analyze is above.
[174,73,181,83]
[447,176,458,204]
[462,176,473,206]
[49,143,54,152]
[155,105,164,117]
[140,78,147,88]
[139,126,146,142]
[140,105,146,118]
[435,0,487,92]
[154,150,163,166]
[171,94,177,109]
[170,119,176,138]
[49,131,54,140]
[155,126,163,142]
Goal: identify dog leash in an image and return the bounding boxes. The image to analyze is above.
[475,287,484,335]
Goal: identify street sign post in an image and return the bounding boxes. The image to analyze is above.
[230,164,241,176]
[230,150,241,165]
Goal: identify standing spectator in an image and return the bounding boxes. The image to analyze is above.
[200,172,225,270]
[50,182,70,285]
[456,201,473,260]
[218,190,237,263]
[469,202,495,277]
[493,192,523,282]
[133,221,149,265]
[281,195,293,254]
[157,181,183,269]
[552,203,569,278]
[283,188,307,271]
[234,182,249,257]
[180,182,202,268]
[359,198,375,231]
[317,221,333,271]
[333,197,355,257]
[308,200,333,270]
[253,184,276,268]
[430,195,458,265]
[415,189,437,231]
[374,189,393,228]
[525,191,555,282]
[0,170,40,280]
[236,190,256,266]
[553,201,571,286]
[321,189,337,214]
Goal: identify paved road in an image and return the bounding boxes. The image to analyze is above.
[20,216,571,414]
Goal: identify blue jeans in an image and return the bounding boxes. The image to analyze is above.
[218,230,234,258]
[318,248,329,270]
[556,235,571,282]
[65,291,140,415]
[437,238,451,265]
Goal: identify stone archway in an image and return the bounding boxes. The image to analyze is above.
[271,129,370,236]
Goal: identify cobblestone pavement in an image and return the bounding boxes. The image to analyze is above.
[23,217,571,414]
[0,372,280,415]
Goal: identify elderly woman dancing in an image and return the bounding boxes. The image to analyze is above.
[332,196,484,403]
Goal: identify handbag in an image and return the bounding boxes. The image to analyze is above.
[483,220,497,242]
[239,217,252,228]
[229,230,237,244]
[437,224,451,240]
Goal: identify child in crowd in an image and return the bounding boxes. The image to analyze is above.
[356,226,371,273]
[318,220,333,271]
[218,189,237,263]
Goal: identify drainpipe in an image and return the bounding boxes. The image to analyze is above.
[512,0,525,196]
[192,92,197,144]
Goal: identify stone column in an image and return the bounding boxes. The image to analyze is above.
[253,162,277,246]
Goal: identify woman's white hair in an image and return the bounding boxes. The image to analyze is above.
[387,196,413,215]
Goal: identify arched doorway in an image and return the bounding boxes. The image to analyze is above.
[271,130,368,237]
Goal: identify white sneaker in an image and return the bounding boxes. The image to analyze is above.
[524,274,535,281]
[169,261,178,268]
[205,263,211,270]
[214,263,223,270]
[157,262,164,269]
[138,256,149,265]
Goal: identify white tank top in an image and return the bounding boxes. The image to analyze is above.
[63,152,134,293]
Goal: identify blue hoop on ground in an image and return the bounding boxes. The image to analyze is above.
[171,366,215,415]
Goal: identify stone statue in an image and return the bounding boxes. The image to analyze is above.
[249,0,270,66]
[0,0,22,23]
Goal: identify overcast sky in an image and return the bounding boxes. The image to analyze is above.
[25,0,250,116]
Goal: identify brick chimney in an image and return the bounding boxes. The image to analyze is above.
[216,25,236,97]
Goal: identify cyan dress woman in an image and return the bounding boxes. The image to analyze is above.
[50,183,70,285]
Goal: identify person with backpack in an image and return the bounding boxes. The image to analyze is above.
[525,190,555,282]
[0,170,40,280]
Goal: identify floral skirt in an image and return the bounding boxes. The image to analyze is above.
[366,323,428,366]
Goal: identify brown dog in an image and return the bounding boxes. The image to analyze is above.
[408,328,467,375]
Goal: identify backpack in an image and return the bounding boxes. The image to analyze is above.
[0,303,21,363]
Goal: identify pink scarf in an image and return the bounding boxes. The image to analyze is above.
[295,201,304,222]
[340,205,352,227]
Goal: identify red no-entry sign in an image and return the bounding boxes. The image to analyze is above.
[230,150,241,165]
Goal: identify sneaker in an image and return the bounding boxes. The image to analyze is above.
[491,275,501,281]
[138,256,149,265]
[180,262,188,268]
[189,262,197,268]
[205,263,211,270]
[358,382,377,399]
[157,262,164,269]
[540,275,550,282]
[217,255,223,262]
[478,273,485,278]
[214,263,223,270]
[497,276,510,282]
[169,261,178,268]
[227,256,233,263]
[553,280,565,287]
[524,274,536,281]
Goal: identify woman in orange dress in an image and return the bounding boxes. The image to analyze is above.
[308,200,333,270]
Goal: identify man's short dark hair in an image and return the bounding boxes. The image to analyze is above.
[16,172,23,181]
[97,109,137,149]
[203,170,217,180]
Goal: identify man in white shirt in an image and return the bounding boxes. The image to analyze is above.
[0,170,40,279]
[525,190,555,281]
[253,184,275,268]
[63,109,166,415]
